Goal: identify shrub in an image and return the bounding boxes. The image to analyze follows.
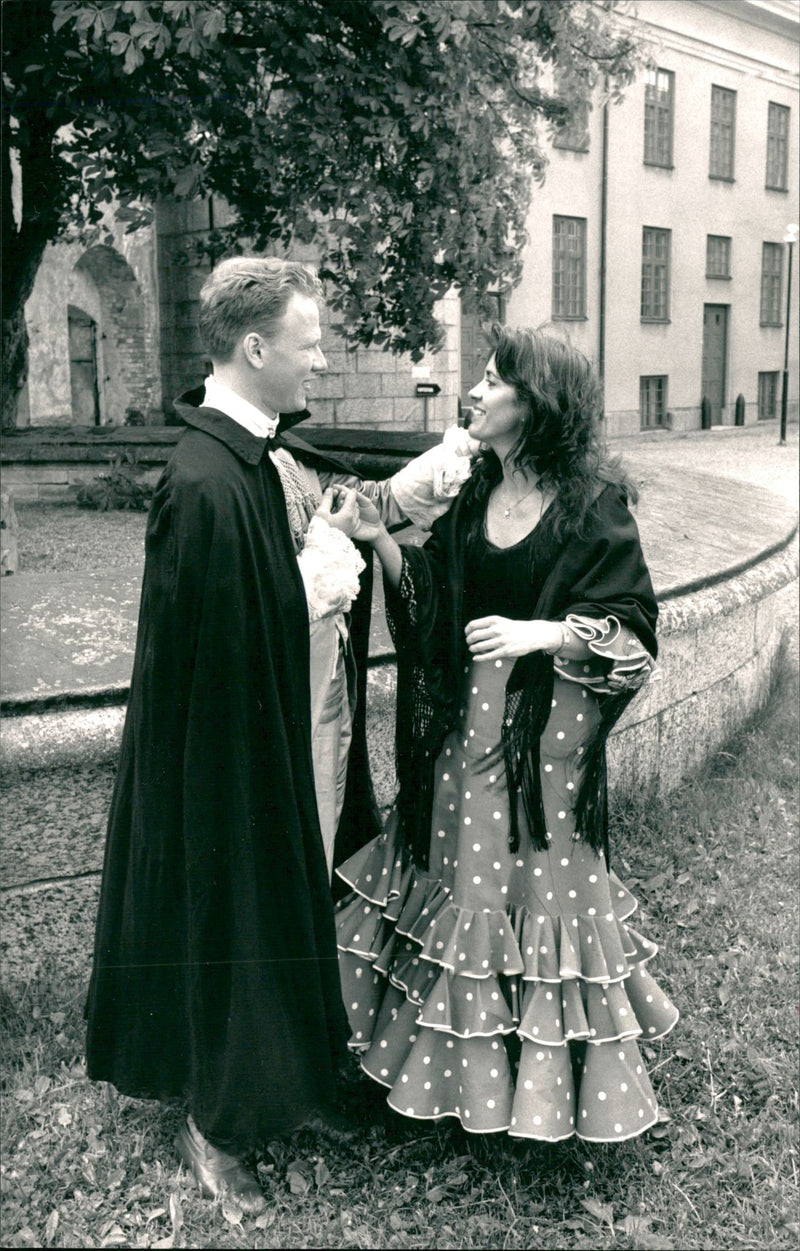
[75,450,154,512]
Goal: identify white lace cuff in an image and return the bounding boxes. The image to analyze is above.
[390,424,480,529]
[553,613,660,694]
[298,516,366,622]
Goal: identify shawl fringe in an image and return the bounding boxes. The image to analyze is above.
[385,484,657,871]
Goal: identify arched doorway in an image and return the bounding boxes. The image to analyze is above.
[73,246,154,423]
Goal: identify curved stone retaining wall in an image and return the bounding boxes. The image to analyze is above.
[607,542,798,798]
[3,538,797,806]
[361,539,798,810]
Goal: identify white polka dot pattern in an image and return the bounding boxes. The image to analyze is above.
[334,653,676,1142]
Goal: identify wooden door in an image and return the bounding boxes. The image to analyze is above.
[68,305,101,425]
[701,304,729,426]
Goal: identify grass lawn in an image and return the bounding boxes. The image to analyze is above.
[2,652,797,1250]
[14,505,147,574]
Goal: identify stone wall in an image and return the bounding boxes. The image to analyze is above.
[608,544,798,796]
[22,208,161,428]
[0,426,438,503]
[155,198,461,432]
[0,429,181,503]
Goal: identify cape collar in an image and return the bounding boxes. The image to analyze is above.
[202,374,279,440]
[173,387,314,465]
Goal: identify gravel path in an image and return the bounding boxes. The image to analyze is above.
[15,505,147,573]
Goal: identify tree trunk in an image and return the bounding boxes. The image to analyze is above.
[2,12,68,428]
[1,111,45,427]
[1,305,35,429]
[1,142,63,427]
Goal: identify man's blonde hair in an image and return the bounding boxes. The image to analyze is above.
[199,257,324,360]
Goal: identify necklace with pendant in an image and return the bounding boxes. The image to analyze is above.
[499,484,539,518]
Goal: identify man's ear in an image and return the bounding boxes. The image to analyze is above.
[242,332,265,370]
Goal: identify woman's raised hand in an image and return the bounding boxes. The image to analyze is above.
[350,491,384,543]
[465,616,563,661]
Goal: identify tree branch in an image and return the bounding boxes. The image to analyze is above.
[472,29,568,120]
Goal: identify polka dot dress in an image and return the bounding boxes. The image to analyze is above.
[336,529,677,1141]
[336,654,678,1141]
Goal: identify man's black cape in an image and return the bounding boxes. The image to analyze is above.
[85,398,380,1151]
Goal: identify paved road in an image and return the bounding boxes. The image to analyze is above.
[613,421,799,508]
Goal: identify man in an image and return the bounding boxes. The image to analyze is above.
[86,256,477,1211]
[85,259,367,1213]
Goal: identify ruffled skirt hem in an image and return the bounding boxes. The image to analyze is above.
[335,824,678,1144]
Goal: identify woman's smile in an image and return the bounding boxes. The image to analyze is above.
[468,354,522,446]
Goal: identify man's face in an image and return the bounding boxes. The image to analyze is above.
[258,294,327,413]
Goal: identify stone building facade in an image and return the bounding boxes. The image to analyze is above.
[155,199,461,434]
[17,0,799,438]
[505,0,800,435]
[20,195,461,435]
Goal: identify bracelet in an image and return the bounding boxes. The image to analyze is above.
[544,621,572,656]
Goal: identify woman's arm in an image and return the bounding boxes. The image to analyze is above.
[464,616,592,663]
[370,524,404,589]
[330,488,405,588]
[465,612,657,697]
[318,424,479,533]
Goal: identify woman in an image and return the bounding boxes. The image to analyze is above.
[337,326,678,1142]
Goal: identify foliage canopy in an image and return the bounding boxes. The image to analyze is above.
[2,0,639,422]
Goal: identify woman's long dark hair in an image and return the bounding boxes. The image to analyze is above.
[464,325,635,542]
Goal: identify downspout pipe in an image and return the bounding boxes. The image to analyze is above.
[599,77,609,397]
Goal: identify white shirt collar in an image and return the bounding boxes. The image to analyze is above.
[202,375,279,440]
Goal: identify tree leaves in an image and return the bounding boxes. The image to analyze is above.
[3,0,642,419]
[286,1161,311,1195]
[172,166,200,198]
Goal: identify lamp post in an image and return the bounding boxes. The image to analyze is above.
[779,222,798,446]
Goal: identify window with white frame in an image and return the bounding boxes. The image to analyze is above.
[644,67,674,167]
[554,101,589,152]
[710,85,736,180]
[552,216,587,319]
[760,243,783,326]
[641,228,671,321]
[766,103,790,191]
[706,235,731,279]
[757,371,779,420]
[640,376,667,428]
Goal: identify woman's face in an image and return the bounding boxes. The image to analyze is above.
[467,355,523,448]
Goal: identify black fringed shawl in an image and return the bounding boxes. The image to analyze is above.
[385,482,658,868]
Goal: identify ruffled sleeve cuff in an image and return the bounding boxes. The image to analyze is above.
[298,516,366,623]
[389,425,480,529]
[553,613,660,695]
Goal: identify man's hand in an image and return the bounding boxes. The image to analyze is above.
[315,486,359,537]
